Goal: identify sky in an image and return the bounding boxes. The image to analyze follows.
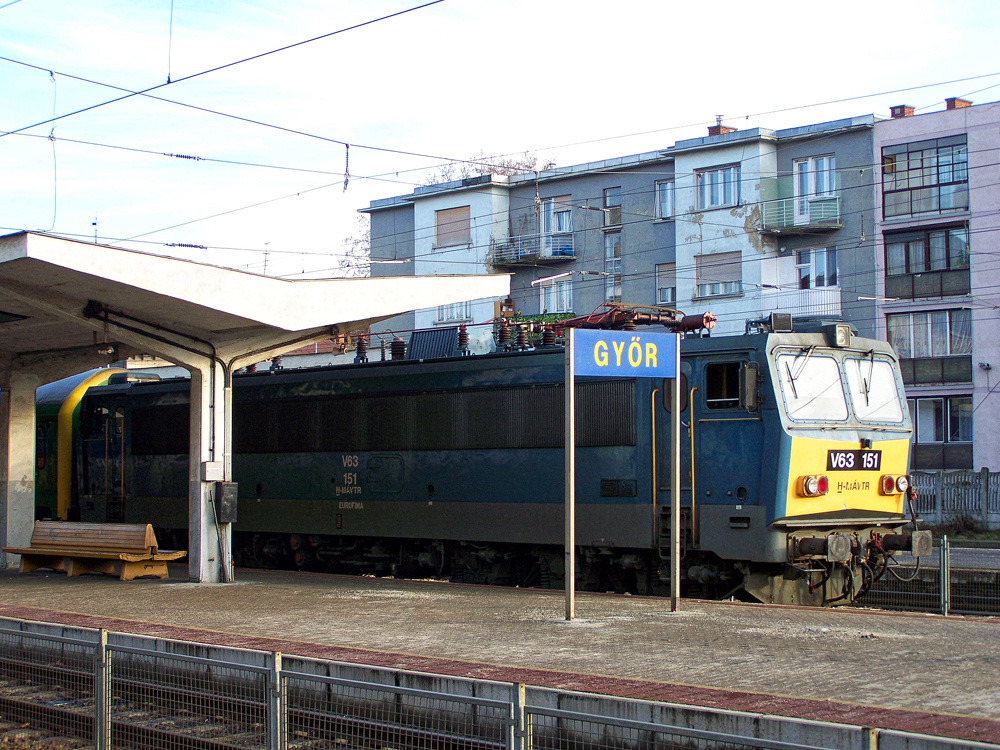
[2,0,999,279]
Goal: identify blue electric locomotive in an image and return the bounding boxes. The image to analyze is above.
[44,314,929,605]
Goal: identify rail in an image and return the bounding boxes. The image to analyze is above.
[0,618,986,750]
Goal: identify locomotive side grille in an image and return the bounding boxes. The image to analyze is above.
[226,379,636,454]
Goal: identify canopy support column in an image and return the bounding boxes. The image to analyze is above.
[0,370,42,568]
[187,360,232,583]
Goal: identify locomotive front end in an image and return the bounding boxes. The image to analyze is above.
[749,324,931,606]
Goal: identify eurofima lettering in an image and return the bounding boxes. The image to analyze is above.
[574,329,677,379]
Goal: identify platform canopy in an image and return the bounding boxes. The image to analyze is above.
[0,231,510,582]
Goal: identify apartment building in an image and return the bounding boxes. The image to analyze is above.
[364,115,877,338]
[362,101,999,471]
[874,99,1000,471]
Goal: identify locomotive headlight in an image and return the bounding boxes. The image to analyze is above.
[798,475,829,497]
[895,475,910,494]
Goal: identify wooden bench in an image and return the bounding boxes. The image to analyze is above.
[3,522,186,581]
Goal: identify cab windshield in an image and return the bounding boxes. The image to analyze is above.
[844,355,905,424]
[775,351,848,422]
[775,347,906,426]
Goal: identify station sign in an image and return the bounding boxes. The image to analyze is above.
[573,328,677,379]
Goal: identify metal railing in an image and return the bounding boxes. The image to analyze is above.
[761,195,841,231]
[492,233,575,265]
[758,286,841,318]
[0,618,985,750]
[856,537,1000,616]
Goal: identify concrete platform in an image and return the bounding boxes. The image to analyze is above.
[1,566,998,745]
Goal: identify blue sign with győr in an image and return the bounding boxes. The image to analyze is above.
[574,329,677,378]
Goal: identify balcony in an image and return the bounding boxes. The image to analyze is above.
[759,287,841,318]
[759,177,843,235]
[491,233,575,267]
[885,268,970,300]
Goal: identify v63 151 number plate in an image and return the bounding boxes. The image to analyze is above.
[827,450,881,471]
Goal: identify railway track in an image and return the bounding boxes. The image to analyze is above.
[0,666,506,750]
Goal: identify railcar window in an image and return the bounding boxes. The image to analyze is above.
[82,403,109,437]
[844,357,905,423]
[705,362,740,409]
[775,352,848,421]
[131,404,189,455]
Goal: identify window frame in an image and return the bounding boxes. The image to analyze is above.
[603,187,622,226]
[694,251,742,299]
[604,231,622,302]
[538,277,573,314]
[795,247,839,289]
[435,300,472,323]
[655,262,676,305]
[886,309,972,359]
[434,205,472,247]
[908,395,972,444]
[654,180,675,220]
[884,224,970,276]
[882,136,969,219]
[696,164,740,210]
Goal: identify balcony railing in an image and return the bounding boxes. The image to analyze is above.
[761,195,842,233]
[491,233,575,266]
[758,176,842,234]
[759,286,841,318]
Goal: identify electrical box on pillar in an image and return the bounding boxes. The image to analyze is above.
[214,483,238,524]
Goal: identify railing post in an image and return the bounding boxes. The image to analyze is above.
[861,726,879,750]
[94,629,111,750]
[268,651,284,750]
[981,467,990,527]
[511,682,526,750]
[935,470,944,524]
[939,536,950,617]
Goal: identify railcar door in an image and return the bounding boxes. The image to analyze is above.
[79,400,126,523]
[657,362,692,557]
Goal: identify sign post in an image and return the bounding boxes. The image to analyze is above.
[565,328,680,620]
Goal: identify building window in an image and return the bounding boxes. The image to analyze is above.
[655,181,674,219]
[885,224,970,275]
[603,187,622,226]
[886,309,972,358]
[795,247,838,289]
[604,231,622,301]
[542,197,573,234]
[655,263,676,304]
[911,396,973,444]
[695,251,742,298]
[436,301,471,322]
[696,165,740,209]
[908,395,973,470]
[435,206,471,247]
[882,136,968,218]
[794,155,836,223]
[538,278,573,313]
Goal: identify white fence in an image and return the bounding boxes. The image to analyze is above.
[911,469,1000,529]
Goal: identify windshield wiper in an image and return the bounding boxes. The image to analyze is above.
[784,345,815,400]
[862,349,875,406]
[784,361,798,399]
